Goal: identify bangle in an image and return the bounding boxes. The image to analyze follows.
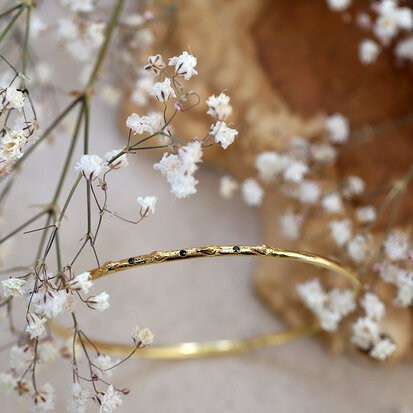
[50,245,362,359]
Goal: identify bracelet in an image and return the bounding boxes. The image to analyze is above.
[50,245,362,359]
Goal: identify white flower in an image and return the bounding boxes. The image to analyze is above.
[255,152,287,183]
[100,85,121,107]
[68,272,93,294]
[351,316,380,350]
[356,206,376,224]
[329,288,356,317]
[151,78,176,102]
[94,354,113,378]
[86,22,105,47]
[325,113,349,143]
[104,149,128,169]
[359,39,380,64]
[283,160,308,183]
[347,234,371,263]
[0,372,16,393]
[330,219,352,246]
[100,385,122,413]
[280,212,303,241]
[326,0,351,11]
[10,345,33,370]
[144,54,166,75]
[32,383,55,412]
[370,337,396,360]
[395,270,413,307]
[297,279,326,311]
[26,313,46,339]
[154,140,203,199]
[66,0,95,13]
[376,261,400,284]
[210,121,238,150]
[343,175,365,198]
[297,181,321,204]
[126,113,162,135]
[383,230,410,261]
[34,63,53,85]
[57,17,79,41]
[33,290,72,319]
[310,143,337,164]
[395,36,413,61]
[67,382,90,413]
[131,326,154,346]
[38,341,59,365]
[131,75,154,107]
[75,154,108,180]
[137,196,157,215]
[322,192,343,213]
[168,51,198,80]
[241,178,264,206]
[219,175,238,199]
[361,292,385,320]
[206,93,232,121]
[1,277,26,297]
[6,87,25,110]
[90,292,110,312]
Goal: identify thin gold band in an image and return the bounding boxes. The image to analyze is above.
[50,245,362,359]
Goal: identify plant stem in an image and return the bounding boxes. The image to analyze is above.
[22,4,31,75]
[0,4,25,43]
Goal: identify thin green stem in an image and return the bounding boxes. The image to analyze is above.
[0,4,25,43]
[83,98,91,235]
[0,4,22,19]
[22,5,31,75]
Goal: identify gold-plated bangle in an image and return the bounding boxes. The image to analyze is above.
[50,245,362,359]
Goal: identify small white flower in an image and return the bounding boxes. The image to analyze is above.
[67,382,90,413]
[347,234,371,263]
[10,345,33,370]
[94,354,113,378]
[219,175,238,199]
[210,121,238,150]
[68,272,93,294]
[131,74,154,107]
[359,39,380,64]
[343,175,365,198]
[137,196,157,215]
[26,313,46,339]
[151,78,176,102]
[395,36,413,62]
[322,192,343,213]
[255,152,287,183]
[356,205,376,224]
[144,54,166,75]
[1,277,26,297]
[361,292,385,320]
[126,113,161,135]
[297,181,321,204]
[38,341,59,365]
[90,292,110,312]
[206,93,232,121]
[280,212,303,241]
[370,337,396,360]
[131,326,154,347]
[283,160,308,183]
[395,270,413,307]
[326,0,351,11]
[310,143,337,164]
[33,382,55,412]
[33,290,72,319]
[241,178,264,206]
[325,113,349,143]
[0,372,16,393]
[104,149,128,169]
[329,288,356,317]
[376,261,400,284]
[168,51,198,80]
[6,87,25,110]
[87,22,105,47]
[100,85,122,107]
[330,219,352,246]
[383,230,410,261]
[57,17,79,41]
[100,385,122,413]
[351,316,380,350]
[75,154,108,180]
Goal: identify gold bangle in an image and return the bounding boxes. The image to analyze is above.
[50,245,362,359]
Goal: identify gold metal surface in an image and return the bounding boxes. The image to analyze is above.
[50,245,362,359]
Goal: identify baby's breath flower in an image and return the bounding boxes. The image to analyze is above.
[38,341,59,365]
[100,385,122,413]
[297,181,321,204]
[342,175,365,198]
[0,372,16,393]
[100,85,121,107]
[144,54,166,75]
[26,312,46,339]
[75,154,108,180]
[219,175,238,199]
[395,36,413,62]
[137,196,157,215]
[94,354,113,378]
[347,234,371,263]
[280,212,303,240]
[67,382,90,413]
[330,219,352,246]
[151,78,176,102]
[126,113,161,135]
[283,160,308,183]
[240,178,264,206]
[5,87,25,111]
[209,121,238,150]
[383,230,410,261]
[395,270,413,307]
[32,382,55,412]
[131,326,154,347]
[131,74,154,107]
[370,337,396,360]
[33,290,72,319]
[68,272,93,294]
[168,51,198,80]
[322,192,343,213]
[255,151,287,183]
[89,292,110,312]
[361,293,385,321]
[356,205,376,224]
[66,0,95,13]
[359,39,380,64]
[326,0,351,11]
[310,143,337,164]
[351,316,380,350]
[206,93,232,121]
[1,277,26,297]
[104,149,128,169]
[325,113,349,143]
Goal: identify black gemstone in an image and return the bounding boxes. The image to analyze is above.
[233,246,240,252]
[128,258,135,264]
[179,249,187,257]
